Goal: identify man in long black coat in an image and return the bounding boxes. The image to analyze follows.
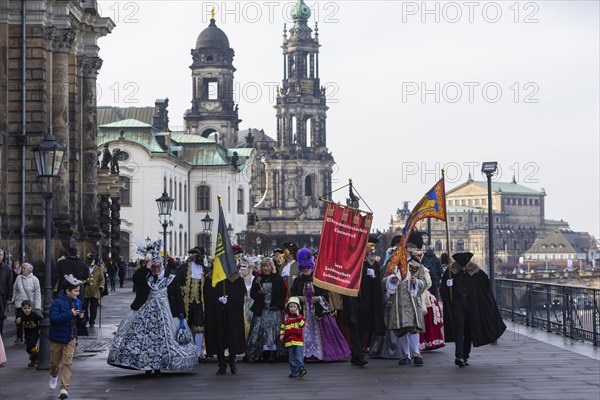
[342,235,385,366]
[203,266,247,375]
[53,247,89,299]
[440,252,506,367]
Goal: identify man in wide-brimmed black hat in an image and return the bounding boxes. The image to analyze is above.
[440,251,506,367]
[176,246,207,362]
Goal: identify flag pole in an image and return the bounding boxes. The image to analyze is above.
[442,169,452,301]
[217,195,226,297]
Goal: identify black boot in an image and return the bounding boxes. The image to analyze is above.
[216,354,227,375]
[455,354,465,368]
[229,354,238,374]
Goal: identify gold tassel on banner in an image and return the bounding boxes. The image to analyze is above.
[352,210,360,225]
[364,213,373,229]
[341,209,349,222]
[327,204,335,217]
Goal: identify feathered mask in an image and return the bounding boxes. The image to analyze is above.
[297,248,314,271]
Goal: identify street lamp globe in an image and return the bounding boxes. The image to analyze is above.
[256,236,262,245]
[201,213,214,232]
[156,192,174,220]
[32,129,65,178]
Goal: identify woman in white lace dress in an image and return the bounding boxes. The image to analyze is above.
[107,260,197,374]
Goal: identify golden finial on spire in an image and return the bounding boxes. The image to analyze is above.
[211,6,215,20]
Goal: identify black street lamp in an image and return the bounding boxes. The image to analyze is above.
[32,128,65,370]
[156,192,174,268]
[237,230,247,246]
[256,236,262,255]
[227,223,234,241]
[201,213,214,251]
[482,161,498,298]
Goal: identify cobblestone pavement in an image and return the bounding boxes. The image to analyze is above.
[0,283,599,400]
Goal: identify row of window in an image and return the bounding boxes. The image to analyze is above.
[447,197,540,207]
[118,178,245,215]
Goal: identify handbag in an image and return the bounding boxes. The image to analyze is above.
[176,315,192,345]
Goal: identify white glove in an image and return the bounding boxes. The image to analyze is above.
[366,268,376,278]
[218,296,228,304]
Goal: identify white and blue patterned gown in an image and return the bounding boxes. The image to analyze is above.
[107,275,197,371]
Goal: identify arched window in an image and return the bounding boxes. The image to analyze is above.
[179,232,182,257]
[120,176,131,207]
[305,175,313,197]
[457,240,465,252]
[237,188,244,214]
[196,185,210,211]
[184,184,188,212]
[435,240,442,252]
[179,182,182,211]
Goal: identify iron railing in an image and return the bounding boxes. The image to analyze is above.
[496,278,599,346]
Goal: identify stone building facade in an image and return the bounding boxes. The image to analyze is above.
[389,178,553,267]
[0,0,113,264]
[249,0,335,245]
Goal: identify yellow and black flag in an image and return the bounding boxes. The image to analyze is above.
[212,197,239,287]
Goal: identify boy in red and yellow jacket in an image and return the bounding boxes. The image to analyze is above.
[279,296,306,378]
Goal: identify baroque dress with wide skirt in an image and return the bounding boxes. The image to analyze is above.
[107,275,197,371]
[291,274,350,361]
[419,291,445,351]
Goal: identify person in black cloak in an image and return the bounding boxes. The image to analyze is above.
[342,234,385,366]
[203,261,247,375]
[440,251,506,367]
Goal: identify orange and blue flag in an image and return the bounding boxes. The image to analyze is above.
[386,177,447,278]
[402,177,447,237]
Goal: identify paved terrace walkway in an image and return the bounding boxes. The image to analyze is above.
[1,283,599,400]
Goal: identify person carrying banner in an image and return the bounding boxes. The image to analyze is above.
[203,197,247,375]
[384,231,427,366]
[440,252,506,367]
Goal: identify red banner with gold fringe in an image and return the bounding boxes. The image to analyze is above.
[313,202,372,297]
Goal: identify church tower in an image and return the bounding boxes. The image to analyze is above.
[184,12,240,148]
[251,0,335,240]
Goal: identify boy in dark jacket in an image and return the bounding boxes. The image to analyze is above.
[49,274,87,399]
[15,299,43,367]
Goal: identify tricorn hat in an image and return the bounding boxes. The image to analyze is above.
[368,234,380,244]
[282,241,298,253]
[390,235,402,247]
[406,230,424,250]
[188,246,205,255]
[452,252,474,268]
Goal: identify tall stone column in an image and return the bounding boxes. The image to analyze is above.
[51,29,76,236]
[110,195,122,260]
[78,56,103,238]
[98,194,110,262]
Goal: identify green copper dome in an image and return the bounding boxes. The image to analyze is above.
[291,0,311,21]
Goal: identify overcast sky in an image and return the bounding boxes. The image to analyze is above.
[96,0,599,238]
